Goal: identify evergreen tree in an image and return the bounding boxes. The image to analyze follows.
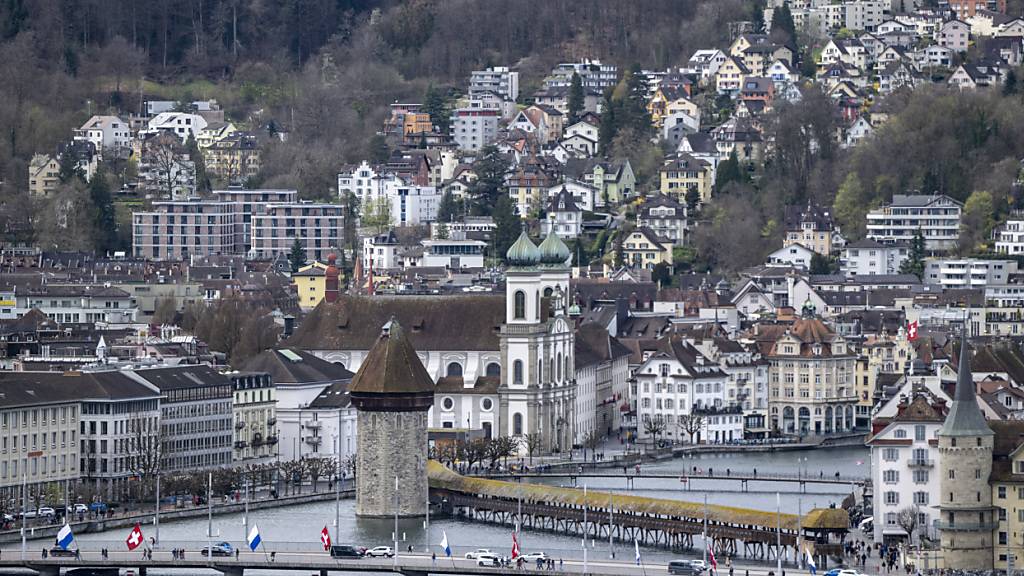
[58,152,83,184]
[809,253,834,275]
[422,84,452,135]
[437,190,461,223]
[598,91,617,152]
[752,0,766,32]
[289,237,306,273]
[623,65,653,137]
[899,229,926,279]
[492,195,520,262]
[185,134,210,192]
[567,72,585,125]
[652,262,671,287]
[685,186,701,214]
[468,145,509,214]
[88,169,118,254]
[1005,69,1019,96]
[714,150,746,192]
[771,1,797,48]
[367,134,391,164]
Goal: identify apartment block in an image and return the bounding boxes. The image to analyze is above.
[469,66,520,102]
[866,194,962,252]
[132,200,242,260]
[250,203,344,262]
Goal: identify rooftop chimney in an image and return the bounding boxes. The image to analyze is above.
[324,253,339,303]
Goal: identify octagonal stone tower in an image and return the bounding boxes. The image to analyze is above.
[349,319,434,517]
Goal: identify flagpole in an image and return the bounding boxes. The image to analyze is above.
[703,493,708,566]
[776,492,782,576]
[583,484,588,575]
[155,473,161,547]
[244,478,250,547]
[207,472,213,562]
[393,475,399,569]
[797,497,803,570]
[335,460,341,543]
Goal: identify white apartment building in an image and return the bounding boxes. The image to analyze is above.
[12,285,138,325]
[337,161,399,207]
[362,231,402,270]
[545,59,619,91]
[866,194,963,251]
[250,203,344,263]
[634,336,731,444]
[867,391,946,543]
[74,115,132,156]
[420,239,487,269]
[923,258,1017,287]
[841,239,910,277]
[823,0,887,31]
[229,372,278,464]
[390,185,440,226]
[144,112,208,142]
[469,66,520,102]
[451,101,500,151]
[994,213,1024,255]
[132,200,242,260]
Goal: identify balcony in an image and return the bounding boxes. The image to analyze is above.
[303,420,321,429]
[235,421,245,430]
[234,441,248,449]
[908,458,934,468]
[267,418,277,426]
[304,435,321,445]
[933,520,998,532]
[266,435,278,445]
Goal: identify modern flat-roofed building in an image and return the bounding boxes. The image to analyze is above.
[229,371,278,464]
[866,194,962,252]
[250,203,344,263]
[132,200,242,260]
[469,66,520,102]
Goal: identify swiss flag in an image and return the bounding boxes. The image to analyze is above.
[126,523,144,551]
[511,532,521,559]
[321,526,332,551]
[908,321,919,341]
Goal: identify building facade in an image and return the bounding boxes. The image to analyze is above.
[866,194,963,252]
[250,203,344,263]
[229,372,278,464]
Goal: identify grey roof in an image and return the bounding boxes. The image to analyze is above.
[939,334,994,438]
[889,194,963,208]
[134,365,230,391]
[0,370,160,408]
[238,348,354,385]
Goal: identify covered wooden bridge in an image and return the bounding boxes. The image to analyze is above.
[429,462,848,564]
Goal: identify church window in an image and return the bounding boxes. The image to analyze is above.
[951,438,957,447]
[485,362,500,378]
[441,397,454,411]
[481,398,493,411]
[514,291,526,319]
[446,362,463,378]
[557,353,563,382]
[949,469,955,479]
[513,413,523,435]
[513,360,523,385]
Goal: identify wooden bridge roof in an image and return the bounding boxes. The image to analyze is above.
[428,461,839,532]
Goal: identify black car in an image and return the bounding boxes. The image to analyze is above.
[330,545,364,559]
[49,547,77,558]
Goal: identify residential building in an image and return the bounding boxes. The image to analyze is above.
[132,200,241,260]
[939,20,971,51]
[544,59,619,91]
[238,348,355,462]
[0,373,81,497]
[545,179,599,213]
[250,203,344,262]
[993,212,1024,255]
[469,67,520,102]
[784,202,842,256]
[767,243,816,269]
[866,194,963,251]
[867,390,946,543]
[633,335,732,444]
[950,0,1006,20]
[542,186,583,240]
[574,323,631,443]
[637,195,688,247]
[923,259,1018,287]
[144,112,208,142]
[12,285,138,325]
[621,228,673,270]
[387,185,441,226]
[766,316,858,435]
[420,238,487,269]
[229,372,278,463]
[134,365,234,472]
[660,154,713,205]
[28,154,60,197]
[293,261,329,311]
[841,239,910,277]
[74,115,132,157]
[451,101,500,151]
[137,132,197,198]
[203,132,261,185]
[211,188,298,252]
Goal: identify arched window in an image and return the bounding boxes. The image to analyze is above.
[535,291,540,319]
[557,352,563,382]
[514,291,526,319]
[485,362,500,378]
[513,360,524,385]
[565,355,571,381]
[544,287,553,298]
[446,362,463,378]
[513,413,523,435]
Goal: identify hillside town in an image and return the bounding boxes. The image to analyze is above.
[8,0,1024,571]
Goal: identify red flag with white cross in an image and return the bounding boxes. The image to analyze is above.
[321,526,332,551]
[126,523,144,551]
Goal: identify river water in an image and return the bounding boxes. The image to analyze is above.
[5,446,870,574]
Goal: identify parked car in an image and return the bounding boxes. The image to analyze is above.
[20,509,37,519]
[689,560,708,571]
[669,561,704,576]
[49,546,77,557]
[70,504,89,515]
[37,507,56,518]
[837,570,861,576]
[823,569,843,576]
[465,549,493,560]
[365,546,394,558]
[522,552,547,561]
[330,545,364,559]
[476,553,501,567]
[200,542,233,557]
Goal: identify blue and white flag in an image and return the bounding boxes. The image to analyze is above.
[57,524,74,550]
[807,551,817,574]
[440,530,451,557]
[635,539,641,565]
[247,524,262,551]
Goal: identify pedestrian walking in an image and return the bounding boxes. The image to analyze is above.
[559,558,564,571]
[432,552,437,566]
[235,548,240,560]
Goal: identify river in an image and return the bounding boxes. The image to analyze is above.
[2,446,870,575]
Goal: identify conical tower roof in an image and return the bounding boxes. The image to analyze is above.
[506,230,540,267]
[538,232,571,265]
[938,332,992,437]
[349,319,435,411]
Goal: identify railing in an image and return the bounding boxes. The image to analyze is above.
[304,435,321,445]
[303,420,321,429]
[933,520,998,531]
[908,458,934,468]
[234,441,248,449]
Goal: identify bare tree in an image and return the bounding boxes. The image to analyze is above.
[897,505,921,543]
[304,457,329,493]
[677,413,706,445]
[643,416,667,447]
[143,135,196,199]
[464,438,488,471]
[280,460,305,495]
[522,433,543,466]
[582,429,601,462]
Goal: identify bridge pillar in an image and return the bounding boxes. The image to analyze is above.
[400,570,429,576]
[215,567,244,576]
[139,568,146,576]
